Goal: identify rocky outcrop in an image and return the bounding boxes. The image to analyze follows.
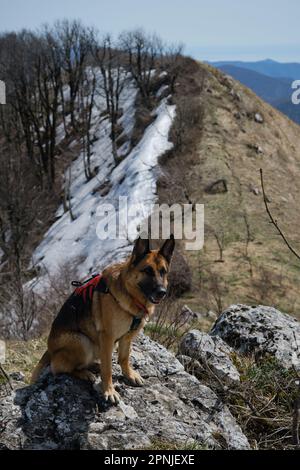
[0,334,249,450]
[254,113,264,124]
[180,306,217,323]
[179,330,240,383]
[211,304,300,370]
[205,179,228,195]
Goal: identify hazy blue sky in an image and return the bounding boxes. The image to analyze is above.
[0,0,299,61]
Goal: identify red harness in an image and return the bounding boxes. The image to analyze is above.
[73,273,149,317]
[132,299,149,315]
[73,274,103,303]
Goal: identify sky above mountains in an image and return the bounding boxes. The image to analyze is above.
[0,0,299,62]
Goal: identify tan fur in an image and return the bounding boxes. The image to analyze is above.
[30,351,50,383]
[31,238,174,404]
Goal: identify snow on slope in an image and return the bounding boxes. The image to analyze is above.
[32,73,176,292]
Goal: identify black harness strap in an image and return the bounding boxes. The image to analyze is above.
[94,277,110,294]
[101,280,144,333]
[71,273,100,288]
[71,274,143,333]
[130,316,143,332]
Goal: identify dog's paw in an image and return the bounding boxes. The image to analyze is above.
[73,369,96,383]
[103,386,120,405]
[124,369,144,387]
[87,361,101,375]
[85,370,97,383]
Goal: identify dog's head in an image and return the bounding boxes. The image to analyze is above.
[125,235,175,305]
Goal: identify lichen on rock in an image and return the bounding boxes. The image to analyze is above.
[0,334,249,450]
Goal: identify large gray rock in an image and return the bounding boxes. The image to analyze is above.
[0,334,249,450]
[211,304,300,369]
[179,330,240,383]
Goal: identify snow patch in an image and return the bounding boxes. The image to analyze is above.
[31,75,175,293]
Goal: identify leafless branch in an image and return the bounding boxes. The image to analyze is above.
[0,364,13,391]
[260,168,300,262]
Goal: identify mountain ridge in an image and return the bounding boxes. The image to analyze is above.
[210,62,300,124]
[210,59,300,80]
[217,64,292,103]
[160,61,300,317]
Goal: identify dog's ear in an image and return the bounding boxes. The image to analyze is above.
[131,237,150,266]
[159,234,175,264]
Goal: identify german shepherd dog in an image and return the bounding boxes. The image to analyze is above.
[31,236,175,404]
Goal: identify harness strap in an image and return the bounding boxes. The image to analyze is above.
[132,299,149,316]
[72,273,147,332]
[130,316,143,332]
[73,274,107,303]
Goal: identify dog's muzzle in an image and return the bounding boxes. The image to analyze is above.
[148,287,167,305]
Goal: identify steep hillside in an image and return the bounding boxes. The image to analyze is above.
[217,64,292,104]
[3,53,300,336]
[214,64,300,125]
[32,60,300,320]
[31,74,175,293]
[1,25,189,341]
[159,62,300,319]
[218,65,293,104]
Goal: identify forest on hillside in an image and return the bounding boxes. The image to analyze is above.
[0,21,190,339]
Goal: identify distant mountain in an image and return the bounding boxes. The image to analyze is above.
[211,59,300,80]
[212,63,300,125]
[217,65,292,103]
[275,100,300,124]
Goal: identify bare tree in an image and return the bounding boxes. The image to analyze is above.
[54,20,95,130]
[79,67,97,179]
[0,141,46,339]
[0,279,40,340]
[206,225,226,263]
[120,29,163,106]
[94,35,129,164]
[32,28,62,185]
[0,31,37,164]
[0,143,38,268]
[0,29,62,188]
[162,43,184,93]
[170,96,203,151]
[260,169,300,262]
[63,166,75,221]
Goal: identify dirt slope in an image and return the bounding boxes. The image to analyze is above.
[161,62,300,318]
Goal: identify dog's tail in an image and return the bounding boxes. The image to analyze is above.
[30,351,51,384]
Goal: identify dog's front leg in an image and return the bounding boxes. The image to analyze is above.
[118,333,144,386]
[99,332,120,404]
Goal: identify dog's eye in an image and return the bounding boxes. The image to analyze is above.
[142,266,154,276]
[160,268,167,277]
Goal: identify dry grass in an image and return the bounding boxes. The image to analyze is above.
[144,296,195,351]
[3,336,47,383]
[227,356,299,450]
[157,60,300,319]
[181,351,300,450]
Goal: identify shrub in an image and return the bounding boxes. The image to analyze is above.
[168,251,192,297]
[184,352,300,450]
[145,296,192,350]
